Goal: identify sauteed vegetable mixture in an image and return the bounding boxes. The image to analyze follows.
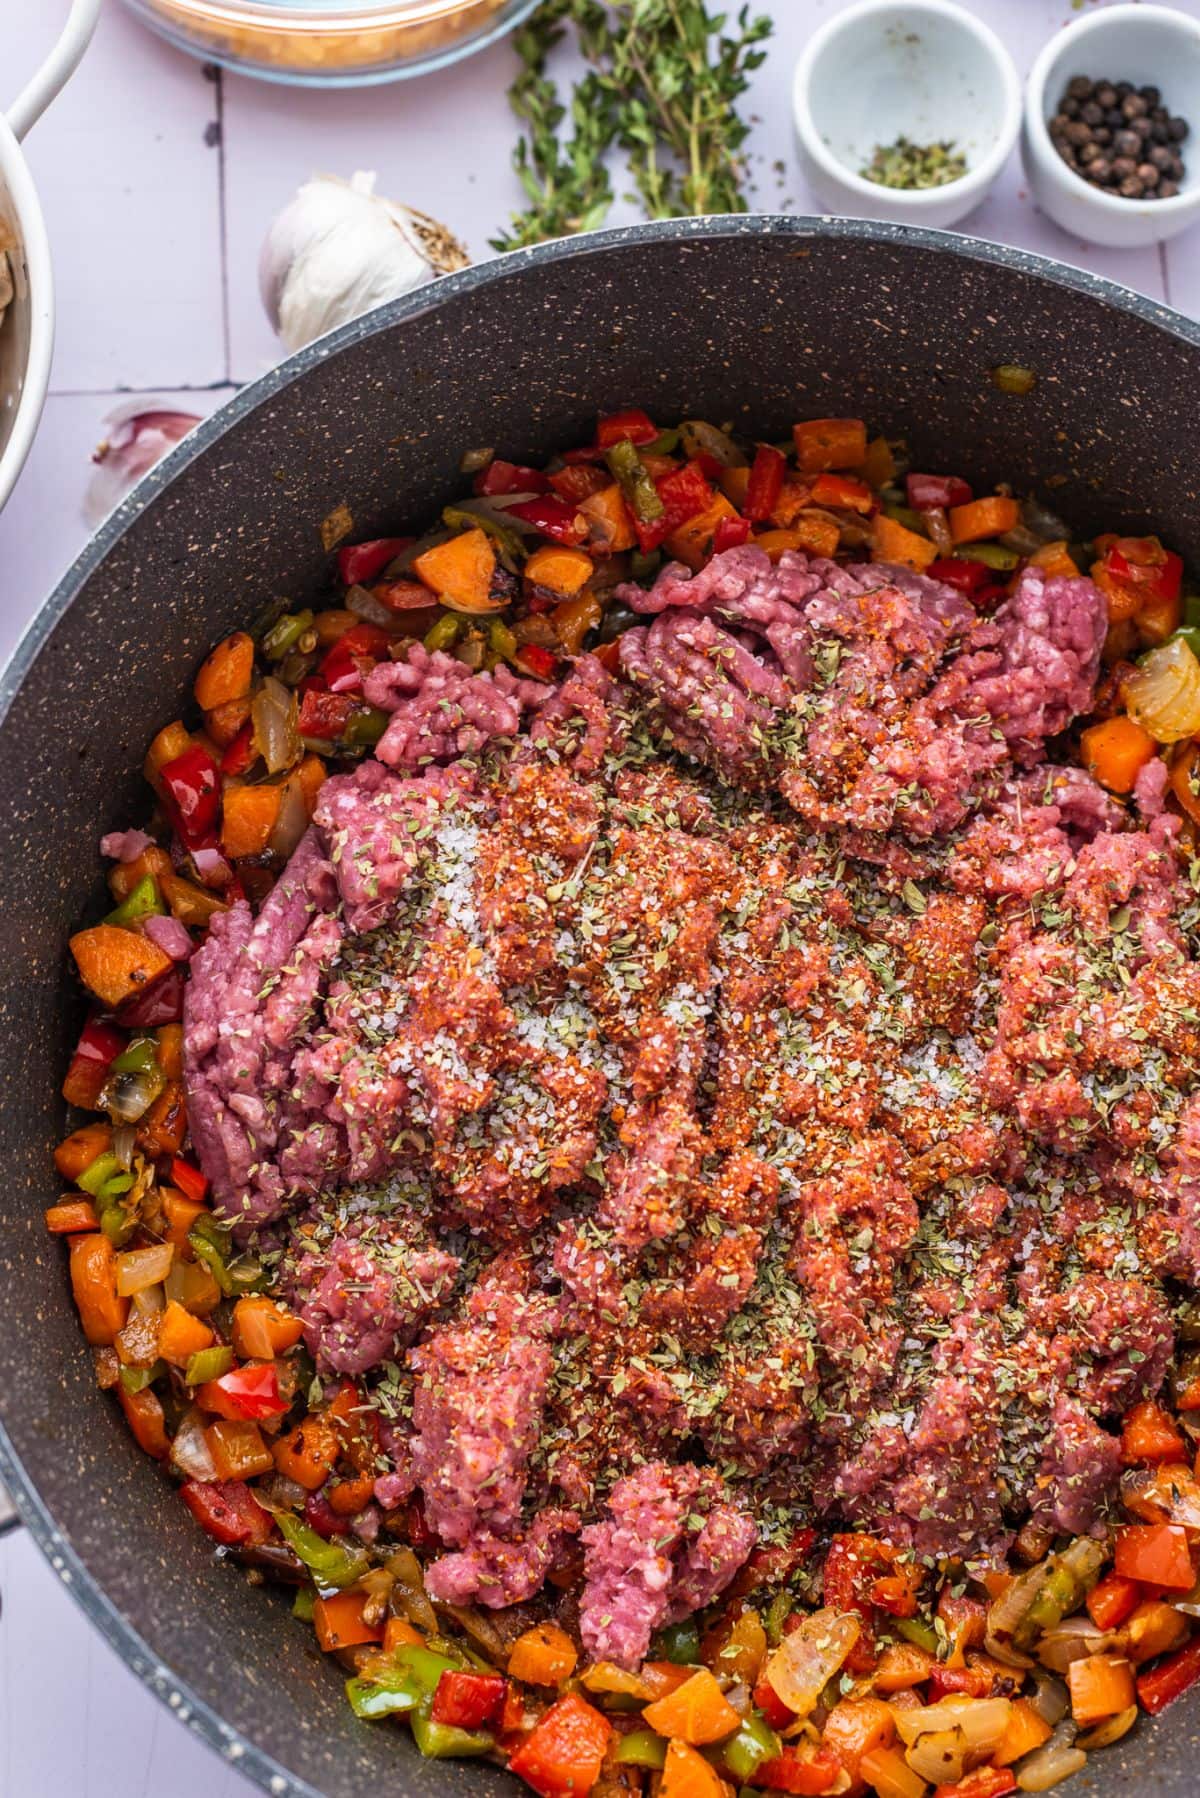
[53,409,1200,1797]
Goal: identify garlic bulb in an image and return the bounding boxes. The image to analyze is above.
[259,171,469,355]
[84,402,201,526]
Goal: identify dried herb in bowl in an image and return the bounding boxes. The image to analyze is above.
[861,135,967,191]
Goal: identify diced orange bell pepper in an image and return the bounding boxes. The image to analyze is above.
[525,545,595,598]
[144,720,192,794]
[1122,1399,1187,1463]
[232,1294,305,1360]
[108,845,173,901]
[205,1418,275,1481]
[872,1642,936,1692]
[1067,1653,1136,1726]
[117,1384,170,1459]
[69,1234,130,1345]
[820,1697,895,1780]
[136,1081,188,1159]
[45,1199,101,1234]
[1079,716,1157,797]
[413,528,499,613]
[327,1473,376,1517]
[860,1743,926,1798]
[947,496,1020,544]
[69,924,173,1010]
[383,1616,425,1653]
[1086,1571,1142,1632]
[664,494,739,571]
[221,783,283,859]
[194,631,255,710]
[1114,1523,1196,1590]
[508,1621,579,1687]
[1127,1598,1190,1664]
[157,1298,215,1367]
[507,1693,612,1798]
[579,483,637,553]
[994,1696,1053,1767]
[162,1186,206,1253]
[54,1121,113,1182]
[793,418,867,474]
[810,473,875,514]
[1028,540,1079,580]
[313,1589,384,1653]
[660,1738,728,1798]
[641,1668,740,1746]
[871,512,937,572]
[271,1414,339,1491]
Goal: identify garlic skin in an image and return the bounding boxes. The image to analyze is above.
[260,171,469,355]
[85,402,201,527]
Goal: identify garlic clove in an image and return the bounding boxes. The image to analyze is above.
[84,401,201,527]
[259,171,468,356]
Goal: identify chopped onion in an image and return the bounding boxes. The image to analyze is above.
[1076,1705,1137,1750]
[679,419,746,467]
[986,1562,1048,1665]
[251,675,301,774]
[267,773,309,860]
[106,1066,165,1124]
[345,582,398,627]
[1036,1618,1118,1672]
[115,1243,174,1296]
[894,1697,1011,1753]
[1016,1722,1086,1791]
[386,1547,438,1634]
[1125,637,1200,744]
[171,1407,218,1482]
[925,506,954,556]
[905,1729,968,1786]
[1027,1671,1070,1728]
[764,1608,861,1717]
[130,1283,165,1316]
[111,1125,137,1171]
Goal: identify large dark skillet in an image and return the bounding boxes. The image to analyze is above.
[2,216,1198,1794]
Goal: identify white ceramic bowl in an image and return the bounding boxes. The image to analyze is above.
[1023,4,1200,250]
[793,0,1021,230]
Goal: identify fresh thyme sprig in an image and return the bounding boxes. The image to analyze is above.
[491,0,773,253]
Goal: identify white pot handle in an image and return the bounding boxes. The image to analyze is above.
[8,0,104,144]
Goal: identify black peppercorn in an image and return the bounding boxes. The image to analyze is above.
[1160,179,1180,197]
[1088,158,1112,184]
[1111,156,1137,180]
[1095,83,1117,108]
[1119,175,1145,197]
[1137,161,1160,188]
[1149,143,1175,171]
[1067,74,1094,100]
[1122,93,1148,120]
[1081,100,1104,126]
[1142,85,1161,107]
[1169,117,1190,141]
[1051,73,1189,200]
[1064,120,1093,146]
[1116,80,1134,99]
[1113,128,1141,158]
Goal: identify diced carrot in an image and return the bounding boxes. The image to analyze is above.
[994,1696,1053,1766]
[1067,1653,1136,1726]
[507,1621,579,1687]
[718,465,751,508]
[108,845,172,900]
[1028,540,1080,580]
[871,512,938,572]
[143,720,192,794]
[660,1738,727,1798]
[821,1697,895,1780]
[383,1616,425,1653]
[221,782,283,859]
[1115,1523,1196,1590]
[861,1743,927,1798]
[45,1199,101,1234]
[328,1473,376,1516]
[872,1641,936,1692]
[525,545,595,598]
[194,631,255,711]
[117,1384,170,1459]
[158,1298,215,1367]
[860,436,896,490]
[664,494,739,571]
[136,1080,187,1158]
[54,1121,113,1182]
[162,1186,207,1253]
[1079,716,1157,797]
[1127,1598,1191,1663]
[793,418,867,474]
[579,483,637,552]
[156,1023,184,1080]
[69,1234,130,1345]
[204,696,252,748]
[948,496,1020,544]
[159,872,228,927]
[313,1590,384,1653]
[272,1414,339,1490]
[232,1295,305,1360]
[413,528,498,613]
[1122,1399,1187,1463]
[205,1418,275,1481]
[770,478,816,528]
[1087,1571,1142,1632]
[641,1668,740,1746]
[297,754,327,815]
[69,924,173,1010]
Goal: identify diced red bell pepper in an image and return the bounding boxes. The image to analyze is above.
[319,622,391,696]
[822,1534,888,1671]
[1137,1633,1200,1715]
[170,1155,209,1205]
[933,1772,1016,1798]
[973,584,1008,611]
[219,722,255,777]
[928,1664,993,1702]
[907,472,974,512]
[927,557,990,596]
[631,461,713,554]
[180,1478,274,1546]
[160,744,221,850]
[515,644,559,682]
[508,497,588,547]
[1122,1400,1187,1463]
[199,1362,289,1422]
[752,1670,797,1732]
[475,460,550,496]
[595,408,658,449]
[730,1528,817,1599]
[744,444,787,524]
[548,464,611,504]
[1115,1523,1196,1590]
[755,1750,843,1794]
[116,966,185,1028]
[1087,1570,1143,1631]
[432,1670,508,1730]
[337,537,411,587]
[688,450,725,480]
[811,472,876,514]
[508,1693,612,1798]
[298,686,357,740]
[304,1487,350,1538]
[63,1017,126,1108]
[713,515,752,554]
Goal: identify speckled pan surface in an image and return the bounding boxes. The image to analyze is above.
[1,215,1198,1796]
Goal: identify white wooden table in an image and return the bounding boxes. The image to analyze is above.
[2,0,1200,1790]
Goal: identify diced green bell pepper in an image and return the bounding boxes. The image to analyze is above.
[606,439,664,524]
[630,549,662,585]
[642,428,681,457]
[410,1699,494,1759]
[955,540,1020,571]
[896,1616,939,1653]
[342,706,389,748]
[651,1618,701,1664]
[346,1672,424,1720]
[276,1513,370,1591]
[763,1590,792,1649]
[1185,591,1200,630]
[104,875,166,928]
[185,1344,234,1386]
[1170,627,1200,660]
[111,1036,159,1076]
[718,1711,782,1781]
[119,1360,165,1394]
[424,614,461,654]
[189,1215,234,1295]
[293,1586,316,1622]
[881,501,927,533]
[442,506,525,566]
[487,619,518,664]
[1014,1537,1106,1652]
[262,609,314,661]
[77,1152,133,1199]
[615,1729,668,1769]
[100,1201,138,1247]
[392,1644,463,1692]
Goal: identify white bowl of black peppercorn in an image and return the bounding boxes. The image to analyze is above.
[1024,3,1200,249]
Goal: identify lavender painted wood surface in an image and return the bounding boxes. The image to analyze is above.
[1,0,1198,1790]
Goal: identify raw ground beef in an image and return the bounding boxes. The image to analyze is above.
[184,546,1196,1636]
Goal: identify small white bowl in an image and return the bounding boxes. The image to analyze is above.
[1023,4,1200,249]
[793,0,1021,230]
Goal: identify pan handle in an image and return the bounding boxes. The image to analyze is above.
[7,0,103,145]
